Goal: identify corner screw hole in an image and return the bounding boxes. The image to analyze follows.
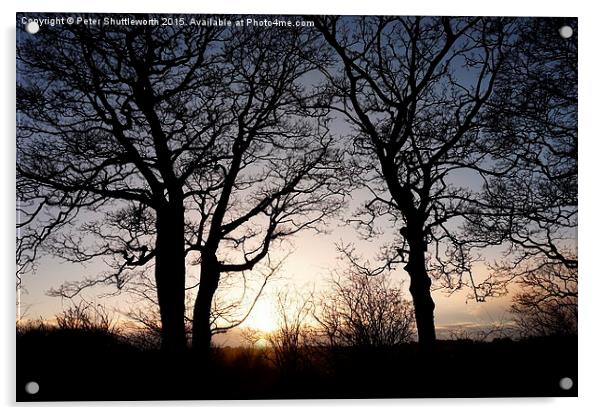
[559,377,573,390]
[25,381,40,395]
[559,26,573,39]
[25,21,40,35]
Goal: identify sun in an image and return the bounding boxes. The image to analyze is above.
[243,300,279,333]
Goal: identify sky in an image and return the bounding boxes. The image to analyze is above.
[15,14,564,345]
[17,188,517,345]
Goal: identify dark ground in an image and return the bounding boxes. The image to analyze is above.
[16,327,577,401]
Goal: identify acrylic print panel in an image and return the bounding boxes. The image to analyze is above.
[16,12,577,401]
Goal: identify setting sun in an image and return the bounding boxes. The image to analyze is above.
[242,301,279,333]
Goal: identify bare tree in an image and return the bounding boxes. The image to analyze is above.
[175,26,346,354]
[17,16,346,355]
[310,16,511,347]
[510,261,577,337]
[267,288,314,374]
[464,18,577,333]
[55,299,118,334]
[239,327,263,348]
[17,18,224,351]
[315,254,415,347]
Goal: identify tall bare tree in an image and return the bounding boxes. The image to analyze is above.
[310,16,510,347]
[183,26,346,354]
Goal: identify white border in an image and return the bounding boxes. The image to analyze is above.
[3,1,600,413]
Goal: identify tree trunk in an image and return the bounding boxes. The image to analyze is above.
[192,250,220,358]
[155,202,187,353]
[404,230,437,349]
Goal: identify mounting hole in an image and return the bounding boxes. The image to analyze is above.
[24,21,40,35]
[24,381,39,395]
[559,377,573,390]
[559,26,573,39]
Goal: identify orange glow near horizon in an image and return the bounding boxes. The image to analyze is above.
[241,300,279,333]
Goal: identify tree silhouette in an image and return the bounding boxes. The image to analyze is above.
[267,288,314,375]
[315,258,415,347]
[17,15,345,354]
[510,260,577,337]
[183,27,345,354]
[310,16,510,347]
[18,19,221,351]
[464,18,577,332]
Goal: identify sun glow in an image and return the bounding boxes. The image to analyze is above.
[243,301,279,333]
